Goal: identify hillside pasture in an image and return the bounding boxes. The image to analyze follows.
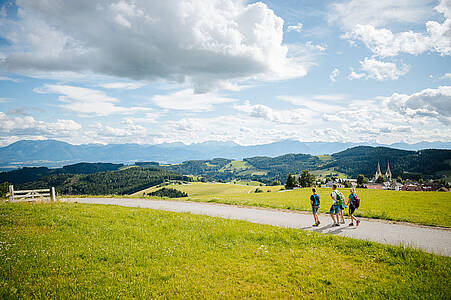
[136,183,451,227]
[0,202,449,298]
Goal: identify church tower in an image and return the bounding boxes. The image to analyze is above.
[375,162,382,179]
[385,162,392,181]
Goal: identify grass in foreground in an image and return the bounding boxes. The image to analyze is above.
[135,183,451,227]
[0,202,450,299]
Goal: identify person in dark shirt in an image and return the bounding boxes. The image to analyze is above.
[310,187,320,226]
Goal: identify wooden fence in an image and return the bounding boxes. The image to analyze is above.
[8,185,56,202]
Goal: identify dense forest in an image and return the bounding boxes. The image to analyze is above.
[15,166,190,195]
[0,162,124,184]
[328,147,451,179]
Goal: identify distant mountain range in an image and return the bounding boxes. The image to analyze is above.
[1,139,450,170]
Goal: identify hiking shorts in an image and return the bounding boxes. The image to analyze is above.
[312,205,319,214]
[349,204,356,215]
[329,204,339,214]
[339,204,345,210]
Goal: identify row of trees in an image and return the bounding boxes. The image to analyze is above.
[285,170,316,189]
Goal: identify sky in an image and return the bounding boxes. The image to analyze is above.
[0,0,450,147]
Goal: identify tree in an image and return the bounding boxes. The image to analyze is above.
[356,174,368,187]
[396,176,403,184]
[343,180,352,188]
[376,175,385,183]
[298,170,316,187]
[0,182,10,198]
[285,173,296,189]
[271,180,281,186]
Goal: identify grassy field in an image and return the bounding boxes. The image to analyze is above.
[0,202,449,298]
[134,183,451,227]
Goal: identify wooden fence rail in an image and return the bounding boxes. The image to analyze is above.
[8,185,56,202]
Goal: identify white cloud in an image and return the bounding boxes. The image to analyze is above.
[158,114,307,145]
[92,121,146,137]
[328,0,434,30]
[97,82,147,90]
[0,112,82,136]
[278,94,347,112]
[384,85,451,123]
[348,68,366,80]
[348,58,410,81]
[234,100,307,124]
[1,0,309,92]
[34,84,149,116]
[329,68,339,82]
[442,73,451,79]
[287,23,303,32]
[338,0,451,57]
[0,76,19,82]
[150,89,237,112]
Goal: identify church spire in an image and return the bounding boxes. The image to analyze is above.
[385,162,392,181]
[375,161,382,179]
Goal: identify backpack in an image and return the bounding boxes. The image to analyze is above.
[335,191,345,205]
[352,193,360,208]
[312,194,320,206]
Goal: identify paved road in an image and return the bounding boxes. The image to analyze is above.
[63,197,451,257]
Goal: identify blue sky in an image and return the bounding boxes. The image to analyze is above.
[0,0,450,146]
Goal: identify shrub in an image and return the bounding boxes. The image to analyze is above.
[148,187,188,198]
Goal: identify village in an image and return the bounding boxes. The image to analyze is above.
[324,162,450,192]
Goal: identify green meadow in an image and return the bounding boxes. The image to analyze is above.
[135,183,451,227]
[0,202,449,299]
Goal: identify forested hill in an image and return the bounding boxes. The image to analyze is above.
[15,166,190,195]
[161,147,451,182]
[329,147,451,179]
[0,162,124,184]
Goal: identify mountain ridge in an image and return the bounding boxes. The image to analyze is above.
[1,139,450,170]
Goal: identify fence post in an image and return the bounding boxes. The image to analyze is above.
[8,185,14,201]
[51,187,56,202]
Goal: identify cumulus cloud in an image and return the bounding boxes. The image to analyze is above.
[150,89,237,112]
[34,84,149,116]
[329,68,339,82]
[234,100,307,124]
[328,0,433,29]
[337,0,451,57]
[287,23,303,32]
[159,114,306,145]
[348,58,410,80]
[0,0,308,92]
[92,120,146,137]
[0,112,82,136]
[384,85,451,123]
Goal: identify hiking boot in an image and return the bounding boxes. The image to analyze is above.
[349,223,354,226]
[334,223,340,227]
[317,221,320,225]
[340,221,345,224]
[313,223,318,227]
[356,220,360,227]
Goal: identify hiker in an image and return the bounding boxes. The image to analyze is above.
[347,187,361,227]
[329,184,340,226]
[338,189,346,224]
[310,187,320,226]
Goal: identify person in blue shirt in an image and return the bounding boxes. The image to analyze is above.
[347,187,361,227]
[310,187,320,226]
